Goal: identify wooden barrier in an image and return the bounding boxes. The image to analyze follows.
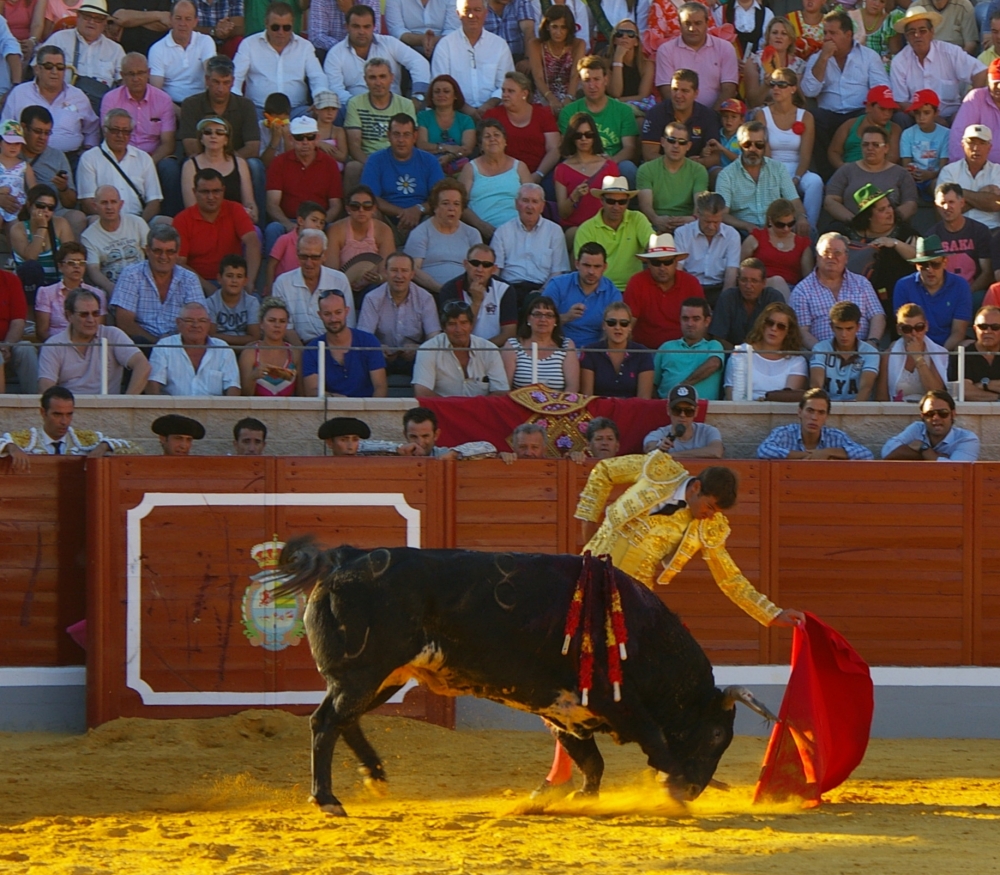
[3,455,1000,728]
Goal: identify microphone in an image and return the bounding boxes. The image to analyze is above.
[672,423,686,440]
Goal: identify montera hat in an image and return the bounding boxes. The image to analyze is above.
[318,417,371,440]
[151,414,206,439]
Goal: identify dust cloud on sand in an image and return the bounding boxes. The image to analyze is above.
[1,710,998,874]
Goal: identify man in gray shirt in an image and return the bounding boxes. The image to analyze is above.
[709,258,785,348]
[19,105,87,236]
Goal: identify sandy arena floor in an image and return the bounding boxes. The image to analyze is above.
[0,710,997,875]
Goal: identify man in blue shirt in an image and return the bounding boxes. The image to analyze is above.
[360,113,444,240]
[809,300,880,401]
[757,388,874,460]
[892,234,973,350]
[881,389,981,461]
[542,242,621,350]
[301,290,388,397]
[654,297,724,400]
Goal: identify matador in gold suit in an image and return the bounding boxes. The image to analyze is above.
[575,451,784,626]
[537,452,803,795]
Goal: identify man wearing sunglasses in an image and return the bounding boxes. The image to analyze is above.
[892,234,972,350]
[715,121,808,238]
[1,45,100,159]
[574,174,652,292]
[949,305,1000,400]
[437,244,517,347]
[757,388,874,460]
[881,389,980,460]
[232,1,328,116]
[642,383,723,458]
[542,241,620,349]
[637,121,708,236]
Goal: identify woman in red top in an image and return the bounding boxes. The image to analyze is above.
[740,198,814,299]
[554,112,619,237]
[483,72,560,186]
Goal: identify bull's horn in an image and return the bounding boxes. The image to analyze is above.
[721,685,778,722]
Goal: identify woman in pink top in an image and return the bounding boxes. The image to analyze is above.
[34,241,107,340]
[325,185,395,292]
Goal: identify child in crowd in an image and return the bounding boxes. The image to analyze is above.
[312,90,348,170]
[0,121,35,227]
[705,99,744,182]
[206,254,262,348]
[899,89,949,201]
[260,92,293,166]
[262,201,326,295]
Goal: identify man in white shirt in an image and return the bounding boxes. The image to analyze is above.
[430,0,513,119]
[888,5,985,122]
[232,0,328,116]
[938,124,1000,231]
[147,301,241,396]
[491,183,570,306]
[674,191,741,305]
[148,0,217,105]
[412,300,510,396]
[384,0,459,57]
[41,0,124,108]
[324,3,430,108]
[272,228,355,344]
[77,108,163,224]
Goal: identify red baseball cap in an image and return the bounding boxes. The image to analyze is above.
[719,98,747,115]
[909,89,940,111]
[990,57,1000,81]
[867,85,898,110]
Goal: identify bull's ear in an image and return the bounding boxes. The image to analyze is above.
[720,685,778,722]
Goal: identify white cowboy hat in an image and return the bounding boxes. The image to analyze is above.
[894,5,944,33]
[589,175,639,199]
[78,0,110,16]
[636,233,688,260]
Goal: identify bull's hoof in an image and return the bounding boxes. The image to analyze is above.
[530,779,573,802]
[566,788,600,801]
[310,796,348,817]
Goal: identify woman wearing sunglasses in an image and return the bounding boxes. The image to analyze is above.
[742,17,805,109]
[502,294,579,391]
[325,184,396,292]
[554,112,618,235]
[740,198,813,299]
[751,67,822,231]
[580,301,653,397]
[181,116,258,223]
[724,301,808,401]
[603,19,655,112]
[11,184,75,310]
[875,303,947,401]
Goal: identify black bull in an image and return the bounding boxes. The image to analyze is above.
[272,538,775,816]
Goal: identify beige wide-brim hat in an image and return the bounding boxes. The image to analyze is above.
[589,174,638,199]
[78,0,110,16]
[894,4,944,33]
[636,233,689,260]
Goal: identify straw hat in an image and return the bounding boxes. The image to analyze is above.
[894,5,944,33]
[636,233,688,260]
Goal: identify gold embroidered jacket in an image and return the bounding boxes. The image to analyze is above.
[574,452,781,626]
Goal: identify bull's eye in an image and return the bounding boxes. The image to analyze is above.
[711,727,726,745]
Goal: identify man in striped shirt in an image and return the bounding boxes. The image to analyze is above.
[756,388,874,460]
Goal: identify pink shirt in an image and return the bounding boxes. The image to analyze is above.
[34,281,107,336]
[270,229,301,279]
[99,84,176,156]
[654,34,740,109]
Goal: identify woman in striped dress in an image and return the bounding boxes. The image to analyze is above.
[502,294,580,392]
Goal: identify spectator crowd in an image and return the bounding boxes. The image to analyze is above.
[2,0,1000,465]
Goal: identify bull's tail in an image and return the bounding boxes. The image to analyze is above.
[269,536,337,597]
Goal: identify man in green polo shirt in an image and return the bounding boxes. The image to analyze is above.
[574,175,653,291]
[637,120,709,233]
[558,55,639,187]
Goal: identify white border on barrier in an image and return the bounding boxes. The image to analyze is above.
[124,493,421,706]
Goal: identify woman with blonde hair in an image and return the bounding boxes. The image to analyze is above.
[181,116,257,222]
[580,300,654,397]
[239,297,300,397]
[724,301,808,401]
[876,303,947,401]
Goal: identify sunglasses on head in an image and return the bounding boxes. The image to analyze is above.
[604,197,629,206]
[347,201,374,211]
[467,258,494,268]
[771,219,795,229]
[269,22,293,30]
[605,318,630,327]
[976,322,1000,331]
[664,135,689,145]
[764,317,789,330]
[319,288,346,300]
[921,408,951,420]
[293,133,317,141]
[614,28,637,37]
[897,322,927,334]
[442,301,473,317]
